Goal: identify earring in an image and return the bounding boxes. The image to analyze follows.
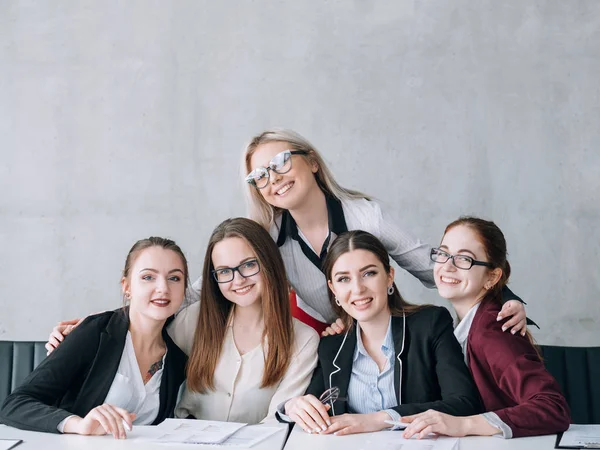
[335,297,341,306]
[387,285,394,295]
[125,292,131,299]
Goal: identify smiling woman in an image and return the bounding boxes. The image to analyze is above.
[280,230,482,436]
[236,128,529,336]
[169,218,319,424]
[0,237,188,439]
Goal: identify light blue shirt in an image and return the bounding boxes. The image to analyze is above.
[347,318,400,422]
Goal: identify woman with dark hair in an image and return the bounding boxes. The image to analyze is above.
[170,218,319,424]
[0,238,188,439]
[281,230,482,436]
[401,217,570,439]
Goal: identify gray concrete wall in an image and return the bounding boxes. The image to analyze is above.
[1,0,598,345]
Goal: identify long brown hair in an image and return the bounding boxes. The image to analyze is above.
[243,128,369,228]
[443,216,539,352]
[186,218,294,392]
[322,230,428,329]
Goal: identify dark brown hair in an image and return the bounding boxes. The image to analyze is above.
[186,218,294,392]
[322,230,428,329]
[122,236,189,304]
[443,216,539,352]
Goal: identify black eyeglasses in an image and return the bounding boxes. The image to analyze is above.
[212,259,261,283]
[245,149,308,189]
[430,248,493,270]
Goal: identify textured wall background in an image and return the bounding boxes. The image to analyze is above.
[1,1,598,345]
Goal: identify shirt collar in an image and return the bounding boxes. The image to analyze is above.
[276,194,348,247]
[354,317,394,361]
[453,302,481,347]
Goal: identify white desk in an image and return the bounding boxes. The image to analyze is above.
[0,423,289,449]
[284,426,558,449]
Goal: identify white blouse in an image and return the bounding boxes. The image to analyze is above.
[169,301,319,424]
[57,331,165,432]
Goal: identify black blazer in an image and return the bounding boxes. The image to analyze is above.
[0,309,187,433]
[306,306,483,417]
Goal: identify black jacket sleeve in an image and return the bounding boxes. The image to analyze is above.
[392,308,483,417]
[0,315,104,433]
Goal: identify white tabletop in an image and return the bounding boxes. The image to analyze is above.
[284,426,558,450]
[0,423,289,450]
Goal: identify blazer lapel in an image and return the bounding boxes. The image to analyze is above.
[74,309,129,415]
[392,315,406,405]
[327,329,356,415]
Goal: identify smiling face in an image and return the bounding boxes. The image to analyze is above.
[249,140,320,211]
[211,236,263,309]
[122,246,186,322]
[434,225,498,305]
[327,249,395,325]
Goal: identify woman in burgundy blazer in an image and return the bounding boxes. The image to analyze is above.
[401,217,570,439]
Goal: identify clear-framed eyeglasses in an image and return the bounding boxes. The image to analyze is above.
[211,259,261,283]
[245,149,308,189]
[319,386,345,405]
[430,247,493,270]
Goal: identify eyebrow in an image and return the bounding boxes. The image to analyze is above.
[214,256,256,270]
[438,246,477,258]
[334,264,377,277]
[138,268,184,274]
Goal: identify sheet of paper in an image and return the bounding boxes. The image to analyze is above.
[0,439,23,450]
[352,432,459,450]
[559,424,600,447]
[220,425,283,447]
[153,419,247,444]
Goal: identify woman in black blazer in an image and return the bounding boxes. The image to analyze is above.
[0,237,188,439]
[283,230,482,436]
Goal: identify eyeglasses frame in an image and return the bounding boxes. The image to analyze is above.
[211,259,261,283]
[245,149,309,189]
[430,247,493,270]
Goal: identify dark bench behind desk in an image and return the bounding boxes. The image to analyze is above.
[0,341,46,406]
[1,341,598,425]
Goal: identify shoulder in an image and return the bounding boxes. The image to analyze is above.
[405,305,453,327]
[76,310,123,334]
[340,197,381,224]
[168,302,200,355]
[469,302,537,360]
[292,318,320,351]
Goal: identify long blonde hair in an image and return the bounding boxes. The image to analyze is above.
[242,128,369,228]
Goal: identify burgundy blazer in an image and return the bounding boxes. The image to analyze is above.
[466,299,571,438]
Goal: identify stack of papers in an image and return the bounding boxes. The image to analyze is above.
[137,419,283,447]
[154,419,246,444]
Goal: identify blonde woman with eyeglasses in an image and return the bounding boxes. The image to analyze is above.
[236,128,529,336]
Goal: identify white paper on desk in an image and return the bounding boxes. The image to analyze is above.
[355,432,459,450]
[559,424,600,446]
[153,419,247,444]
[220,425,282,447]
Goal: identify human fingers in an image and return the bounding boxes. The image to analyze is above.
[417,424,435,439]
[304,396,331,427]
[403,415,431,439]
[320,417,346,435]
[333,424,357,436]
[95,405,125,439]
[84,410,111,436]
[321,326,335,337]
[108,405,135,432]
[291,415,312,434]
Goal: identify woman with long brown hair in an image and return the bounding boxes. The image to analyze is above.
[171,217,319,424]
[401,217,570,439]
[281,230,482,436]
